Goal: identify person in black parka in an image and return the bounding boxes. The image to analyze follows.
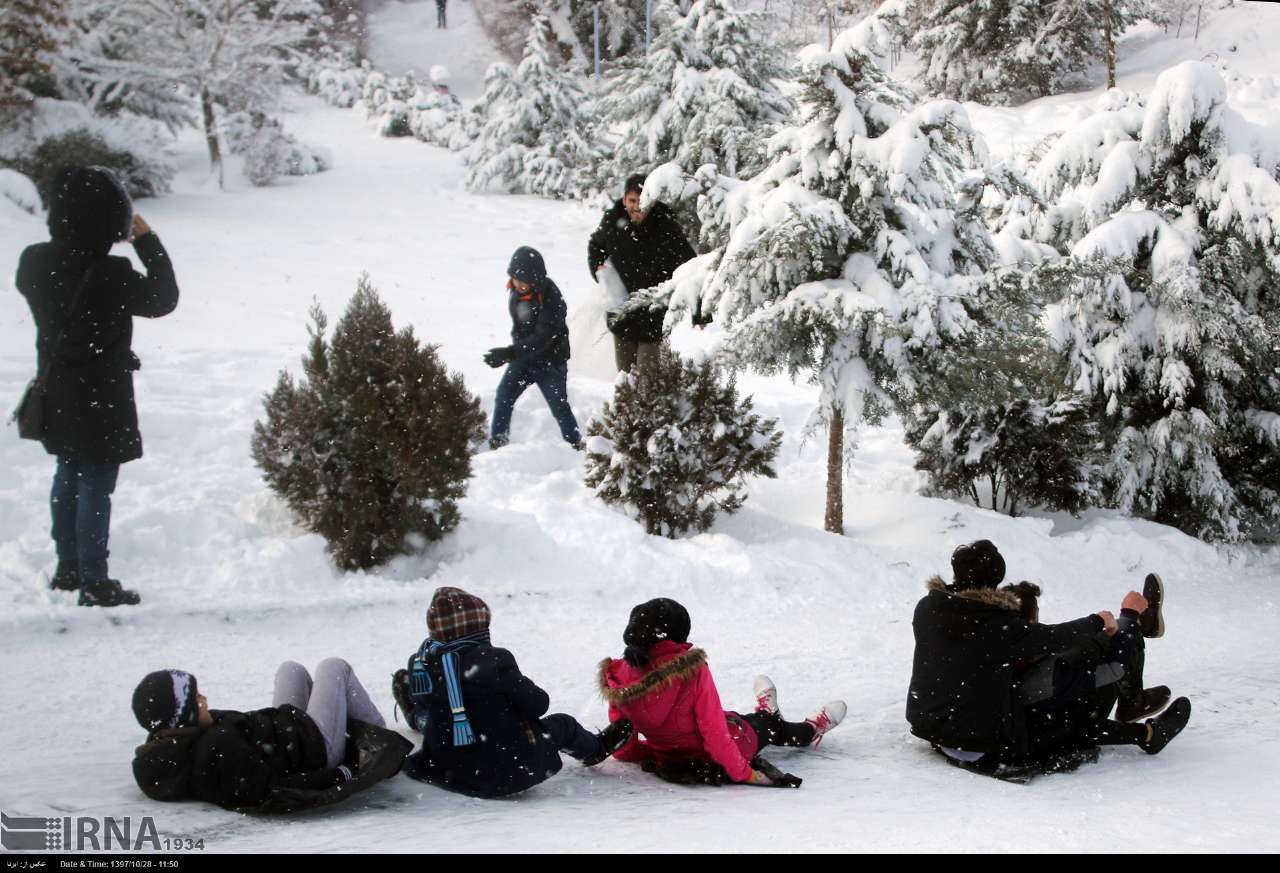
[394,587,632,798]
[586,173,698,376]
[906,540,1192,773]
[15,166,179,607]
[131,659,408,813]
[482,246,581,450]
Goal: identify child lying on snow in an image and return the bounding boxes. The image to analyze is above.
[599,598,847,787]
[131,659,407,812]
[393,586,633,798]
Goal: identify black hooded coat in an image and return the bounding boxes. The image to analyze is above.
[905,577,1107,757]
[15,167,179,464]
[506,246,569,367]
[132,705,333,810]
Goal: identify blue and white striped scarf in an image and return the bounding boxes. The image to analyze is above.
[415,630,490,747]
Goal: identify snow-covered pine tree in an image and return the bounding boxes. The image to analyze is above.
[54,0,194,133]
[568,0,644,62]
[591,0,792,188]
[0,0,66,109]
[460,61,516,144]
[908,397,1099,516]
[251,276,488,571]
[583,346,782,538]
[78,0,317,185]
[683,34,998,533]
[1040,62,1280,541]
[903,270,1100,517]
[911,0,1144,105]
[465,13,594,199]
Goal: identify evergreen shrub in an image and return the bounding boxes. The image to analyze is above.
[252,276,487,570]
[584,348,781,537]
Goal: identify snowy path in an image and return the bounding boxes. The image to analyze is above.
[2,90,1279,851]
[366,0,498,99]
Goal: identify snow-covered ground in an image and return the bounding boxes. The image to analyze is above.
[2,3,1279,853]
[966,1,1280,163]
[366,0,497,99]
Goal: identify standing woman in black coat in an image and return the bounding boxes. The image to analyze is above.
[14,166,179,607]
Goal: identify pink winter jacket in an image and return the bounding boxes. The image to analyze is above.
[598,640,758,783]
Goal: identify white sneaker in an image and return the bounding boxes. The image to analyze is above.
[806,700,847,746]
[753,675,779,715]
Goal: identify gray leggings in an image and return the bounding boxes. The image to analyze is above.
[272,659,386,768]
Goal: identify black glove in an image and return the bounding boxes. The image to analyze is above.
[749,756,802,788]
[391,669,414,726]
[605,312,621,334]
[483,346,513,368]
[641,757,730,786]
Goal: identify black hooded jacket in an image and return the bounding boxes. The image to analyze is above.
[402,640,563,798]
[586,201,696,343]
[906,577,1107,756]
[15,167,179,464]
[131,705,339,811]
[505,246,569,367]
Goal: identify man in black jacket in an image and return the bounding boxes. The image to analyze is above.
[906,540,1191,770]
[484,246,581,450]
[587,173,697,376]
[15,167,180,607]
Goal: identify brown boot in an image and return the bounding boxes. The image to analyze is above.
[1116,685,1171,722]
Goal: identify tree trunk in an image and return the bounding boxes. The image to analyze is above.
[824,408,844,534]
[1104,1,1116,89]
[200,87,224,188]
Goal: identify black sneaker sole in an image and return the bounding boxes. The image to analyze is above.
[1142,572,1165,639]
[1142,697,1191,755]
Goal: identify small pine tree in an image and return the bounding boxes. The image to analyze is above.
[584,348,782,538]
[590,0,792,186]
[465,13,595,198]
[903,271,1100,518]
[251,276,487,571]
[907,398,1099,517]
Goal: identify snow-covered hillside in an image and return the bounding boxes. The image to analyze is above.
[2,2,1278,853]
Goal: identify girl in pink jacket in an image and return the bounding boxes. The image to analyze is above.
[598,598,846,786]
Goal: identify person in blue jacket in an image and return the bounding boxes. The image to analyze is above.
[483,246,582,450]
[394,586,632,798]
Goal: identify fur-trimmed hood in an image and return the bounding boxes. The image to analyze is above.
[926,576,1042,622]
[926,575,1021,612]
[598,642,706,708]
